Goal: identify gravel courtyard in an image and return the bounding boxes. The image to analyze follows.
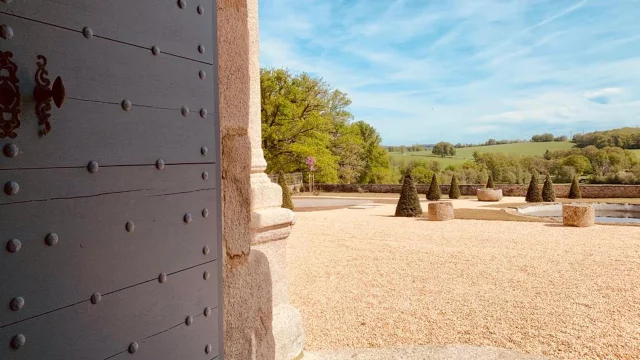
[287,201,640,359]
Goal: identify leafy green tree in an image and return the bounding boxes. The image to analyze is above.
[261,68,395,184]
[432,142,456,157]
[332,122,365,184]
[561,154,592,175]
[449,175,461,199]
[395,171,422,217]
[568,176,582,199]
[542,174,556,202]
[486,173,495,188]
[411,165,435,184]
[261,68,343,183]
[278,173,294,210]
[526,173,543,202]
[427,173,441,201]
[354,121,396,184]
[531,133,555,142]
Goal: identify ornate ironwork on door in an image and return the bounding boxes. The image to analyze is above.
[33,55,65,136]
[0,51,21,139]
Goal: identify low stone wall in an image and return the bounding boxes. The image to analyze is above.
[308,184,640,198]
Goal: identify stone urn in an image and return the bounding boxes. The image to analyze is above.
[428,201,454,221]
[562,203,595,227]
[477,188,503,202]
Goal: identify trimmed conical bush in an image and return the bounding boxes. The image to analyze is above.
[449,175,461,199]
[568,175,582,199]
[542,174,556,202]
[486,173,495,189]
[427,173,441,201]
[526,173,543,202]
[278,173,294,210]
[395,171,422,217]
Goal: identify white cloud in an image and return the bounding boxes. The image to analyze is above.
[258,0,640,144]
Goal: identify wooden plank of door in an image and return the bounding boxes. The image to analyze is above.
[0,99,216,169]
[0,163,216,204]
[0,189,218,325]
[0,0,214,64]
[0,14,215,111]
[0,262,218,360]
[108,308,219,360]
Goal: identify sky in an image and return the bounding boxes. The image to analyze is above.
[258,0,640,146]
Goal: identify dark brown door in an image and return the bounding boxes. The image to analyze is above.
[0,1,221,359]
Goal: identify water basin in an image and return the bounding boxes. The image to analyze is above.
[518,203,640,224]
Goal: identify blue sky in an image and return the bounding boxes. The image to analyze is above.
[258,0,640,145]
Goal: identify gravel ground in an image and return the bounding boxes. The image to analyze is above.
[287,202,640,359]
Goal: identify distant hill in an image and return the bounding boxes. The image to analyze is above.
[573,127,640,149]
[388,141,575,167]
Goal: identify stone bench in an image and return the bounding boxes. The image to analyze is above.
[562,203,595,227]
[477,189,503,202]
[428,202,454,221]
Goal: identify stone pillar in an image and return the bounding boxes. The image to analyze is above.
[244,0,305,358]
[217,0,304,359]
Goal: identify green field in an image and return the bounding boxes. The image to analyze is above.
[389,141,575,167]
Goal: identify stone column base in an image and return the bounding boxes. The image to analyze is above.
[273,303,305,360]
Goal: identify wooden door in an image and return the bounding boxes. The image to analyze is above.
[0,1,222,359]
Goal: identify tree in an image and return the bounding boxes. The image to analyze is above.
[432,142,456,157]
[526,173,543,202]
[261,68,395,184]
[410,165,435,184]
[354,121,396,184]
[395,171,422,217]
[332,122,365,184]
[278,173,294,210]
[542,174,556,202]
[427,173,441,201]
[486,173,495,188]
[531,133,555,142]
[449,175,461,199]
[261,68,344,183]
[568,176,582,199]
[561,155,592,175]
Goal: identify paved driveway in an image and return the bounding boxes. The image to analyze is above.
[293,197,373,209]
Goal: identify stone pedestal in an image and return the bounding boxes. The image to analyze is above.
[477,189,503,202]
[428,202,454,221]
[563,203,595,227]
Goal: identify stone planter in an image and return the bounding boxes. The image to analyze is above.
[428,201,454,221]
[562,203,595,227]
[477,189,503,202]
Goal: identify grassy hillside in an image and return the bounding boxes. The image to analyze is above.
[390,141,575,167]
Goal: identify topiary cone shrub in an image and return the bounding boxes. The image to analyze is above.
[278,173,294,210]
[569,175,582,199]
[486,174,495,189]
[395,171,422,217]
[526,173,543,202]
[427,173,441,201]
[542,174,556,202]
[449,175,461,199]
